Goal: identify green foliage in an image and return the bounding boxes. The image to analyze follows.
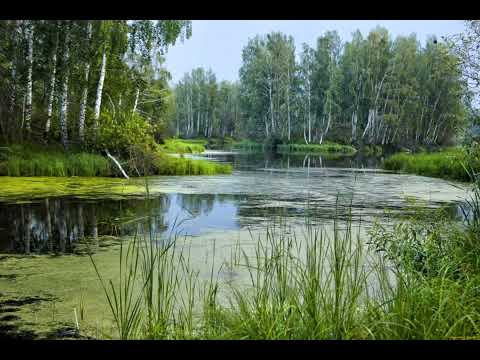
[0,144,111,177]
[277,142,357,154]
[382,147,476,181]
[124,145,231,176]
[96,112,157,154]
[159,139,206,154]
[151,153,232,176]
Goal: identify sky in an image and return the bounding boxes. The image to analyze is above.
[163,20,466,85]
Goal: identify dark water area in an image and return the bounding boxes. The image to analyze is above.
[197,151,385,171]
[0,194,246,254]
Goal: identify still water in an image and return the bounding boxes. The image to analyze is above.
[0,151,470,255]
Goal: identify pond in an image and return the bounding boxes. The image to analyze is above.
[0,151,471,338]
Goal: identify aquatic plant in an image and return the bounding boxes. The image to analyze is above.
[277,142,357,155]
[159,139,207,154]
[1,145,112,177]
[382,147,476,182]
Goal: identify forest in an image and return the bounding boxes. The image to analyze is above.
[173,28,472,149]
[0,21,474,164]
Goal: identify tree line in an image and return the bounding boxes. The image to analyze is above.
[173,27,468,147]
[0,20,191,150]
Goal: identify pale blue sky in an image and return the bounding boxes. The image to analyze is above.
[163,20,466,85]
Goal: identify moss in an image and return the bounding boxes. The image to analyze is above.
[0,177,146,202]
[0,241,126,338]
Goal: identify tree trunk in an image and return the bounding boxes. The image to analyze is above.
[93,46,107,133]
[25,21,34,135]
[46,30,58,136]
[59,29,70,150]
[78,21,92,145]
[132,87,140,114]
[105,149,129,179]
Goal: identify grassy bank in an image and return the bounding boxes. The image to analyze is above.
[382,147,477,182]
[90,187,480,339]
[159,139,207,154]
[0,145,112,177]
[277,142,357,155]
[0,144,232,178]
[150,152,232,175]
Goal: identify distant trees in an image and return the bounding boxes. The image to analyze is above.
[173,68,239,138]
[173,27,467,148]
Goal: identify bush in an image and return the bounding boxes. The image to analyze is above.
[95,111,157,155]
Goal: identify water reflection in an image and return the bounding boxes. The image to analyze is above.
[198,151,385,170]
[0,152,469,255]
[0,194,244,255]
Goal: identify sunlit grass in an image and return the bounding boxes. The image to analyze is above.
[277,142,357,155]
[159,139,207,154]
[0,144,112,177]
[382,148,474,182]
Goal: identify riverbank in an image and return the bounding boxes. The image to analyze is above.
[0,144,232,178]
[88,196,480,339]
[382,147,479,182]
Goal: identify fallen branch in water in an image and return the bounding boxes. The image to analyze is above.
[105,149,129,179]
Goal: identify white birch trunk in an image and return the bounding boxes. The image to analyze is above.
[132,87,139,114]
[25,21,34,133]
[46,35,58,135]
[78,21,92,144]
[93,46,107,132]
[59,29,70,150]
[105,149,129,179]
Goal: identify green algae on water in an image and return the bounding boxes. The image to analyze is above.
[0,176,146,202]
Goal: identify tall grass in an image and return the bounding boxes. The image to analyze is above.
[382,148,474,182]
[159,139,206,154]
[152,152,232,176]
[1,145,112,177]
[90,190,480,339]
[277,142,357,155]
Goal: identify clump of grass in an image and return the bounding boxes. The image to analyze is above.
[277,142,357,155]
[126,146,232,176]
[152,153,232,176]
[1,144,112,177]
[159,139,206,154]
[382,147,474,181]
